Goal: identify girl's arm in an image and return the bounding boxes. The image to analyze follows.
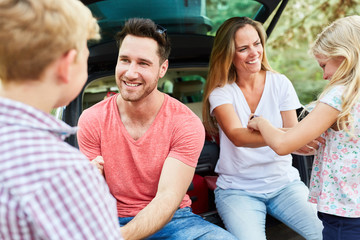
[281,109,325,155]
[280,109,298,128]
[247,102,340,155]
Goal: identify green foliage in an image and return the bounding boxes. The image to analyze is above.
[267,42,327,104]
[206,0,262,35]
[267,0,360,50]
[205,0,360,104]
[266,0,360,104]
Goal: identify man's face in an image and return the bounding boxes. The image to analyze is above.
[115,35,168,102]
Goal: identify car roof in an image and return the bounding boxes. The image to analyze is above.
[80,0,287,70]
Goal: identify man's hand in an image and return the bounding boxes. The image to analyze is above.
[91,156,104,176]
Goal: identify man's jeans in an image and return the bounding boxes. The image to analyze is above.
[119,207,237,239]
[215,180,323,240]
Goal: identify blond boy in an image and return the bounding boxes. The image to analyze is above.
[0,0,122,239]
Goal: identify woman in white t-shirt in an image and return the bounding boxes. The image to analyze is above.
[202,17,323,240]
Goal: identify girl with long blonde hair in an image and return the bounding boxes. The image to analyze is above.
[248,15,360,239]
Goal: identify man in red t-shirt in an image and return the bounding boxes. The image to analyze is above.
[77,18,236,239]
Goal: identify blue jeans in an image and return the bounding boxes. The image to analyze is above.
[215,180,323,240]
[318,212,360,240]
[118,207,237,239]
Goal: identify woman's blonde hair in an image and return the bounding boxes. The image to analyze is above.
[202,17,273,136]
[310,15,360,135]
[0,0,100,82]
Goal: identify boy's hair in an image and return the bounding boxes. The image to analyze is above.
[311,15,360,135]
[116,18,171,63]
[0,0,100,82]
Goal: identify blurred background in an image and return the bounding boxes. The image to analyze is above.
[206,0,360,105]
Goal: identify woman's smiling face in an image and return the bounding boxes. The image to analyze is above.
[232,24,263,76]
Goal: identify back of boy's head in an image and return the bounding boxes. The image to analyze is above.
[0,0,100,83]
[116,18,171,63]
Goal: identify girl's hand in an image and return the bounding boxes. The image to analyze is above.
[247,115,262,131]
[292,137,325,156]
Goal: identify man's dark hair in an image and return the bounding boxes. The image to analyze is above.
[116,18,171,63]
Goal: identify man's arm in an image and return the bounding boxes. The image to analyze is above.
[77,110,102,160]
[120,156,195,240]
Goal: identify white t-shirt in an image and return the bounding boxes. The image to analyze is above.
[209,71,301,193]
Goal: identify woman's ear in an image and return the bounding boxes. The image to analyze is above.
[57,49,77,83]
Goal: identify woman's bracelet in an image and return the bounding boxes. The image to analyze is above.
[250,114,259,120]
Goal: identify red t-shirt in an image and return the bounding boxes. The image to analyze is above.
[77,94,205,217]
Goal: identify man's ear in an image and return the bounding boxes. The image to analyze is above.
[159,59,168,78]
[57,49,77,83]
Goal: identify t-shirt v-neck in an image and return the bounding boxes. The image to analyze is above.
[235,71,268,116]
[115,94,167,145]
